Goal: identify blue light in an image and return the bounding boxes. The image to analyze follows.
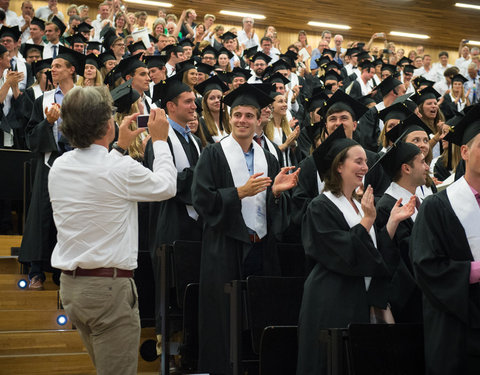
[57,315,68,326]
[17,279,27,289]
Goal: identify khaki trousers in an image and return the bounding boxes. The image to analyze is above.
[60,273,141,375]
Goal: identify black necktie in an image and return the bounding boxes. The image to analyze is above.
[52,45,57,59]
[10,58,16,71]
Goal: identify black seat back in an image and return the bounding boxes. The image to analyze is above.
[172,240,202,308]
[259,326,298,375]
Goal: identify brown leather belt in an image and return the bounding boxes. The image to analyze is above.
[249,233,262,243]
[62,267,134,278]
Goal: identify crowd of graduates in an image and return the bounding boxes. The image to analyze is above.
[1,1,480,374]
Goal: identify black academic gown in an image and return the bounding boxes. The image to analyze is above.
[192,142,289,375]
[348,80,364,100]
[297,193,397,375]
[19,94,68,265]
[433,156,452,182]
[376,193,423,323]
[410,191,480,375]
[357,106,381,152]
[144,131,203,333]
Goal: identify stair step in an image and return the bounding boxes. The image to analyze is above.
[0,256,23,274]
[0,274,58,291]
[0,310,72,331]
[0,235,22,257]
[0,352,96,375]
[0,330,86,355]
[0,290,59,310]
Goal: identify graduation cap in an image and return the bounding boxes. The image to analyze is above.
[271,59,290,72]
[104,67,122,89]
[31,58,52,77]
[56,45,86,76]
[117,54,146,79]
[110,79,140,114]
[128,40,147,54]
[403,64,415,74]
[376,141,422,179]
[0,45,6,56]
[65,33,88,47]
[345,48,360,57]
[216,70,234,84]
[178,38,195,48]
[412,76,435,89]
[386,113,432,143]
[373,57,383,66]
[319,89,368,121]
[98,51,116,66]
[85,54,100,69]
[160,44,184,58]
[87,41,101,52]
[219,31,237,41]
[322,49,336,59]
[306,121,326,144]
[152,75,192,108]
[358,60,374,70]
[30,17,46,30]
[21,43,44,58]
[143,55,166,69]
[397,57,413,66]
[378,102,412,123]
[263,71,290,85]
[149,34,158,44]
[452,74,468,84]
[0,26,21,41]
[196,62,214,75]
[409,86,441,105]
[305,91,330,113]
[217,47,234,60]
[326,60,343,71]
[74,21,93,34]
[175,58,197,76]
[101,27,119,50]
[231,67,251,80]
[358,94,377,107]
[194,74,229,96]
[444,104,480,146]
[392,93,416,111]
[223,83,274,110]
[356,51,371,62]
[201,45,218,58]
[381,63,396,74]
[375,76,403,97]
[315,55,331,69]
[250,51,272,64]
[313,124,359,179]
[243,45,258,60]
[50,15,66,35]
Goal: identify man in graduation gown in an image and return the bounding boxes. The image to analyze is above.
[410,104,480,374]
[191,84,300,375]
[375,141,429,322]
[144,75,203,336]
[19,46,85,289]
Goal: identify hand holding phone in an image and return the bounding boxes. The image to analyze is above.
[137,115,149,128]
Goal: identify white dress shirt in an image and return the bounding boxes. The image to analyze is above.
[237,30,259,50]
[2,9,19,26]
[35,7,64,21]
[9,55,27,91]
[43,42,63,59]
[0,74,13,147]
[49,141,177,270]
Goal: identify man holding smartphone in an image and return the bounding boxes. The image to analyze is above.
[49,86,176,375]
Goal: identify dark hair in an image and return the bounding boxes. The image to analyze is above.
[0,10,5,22]
[323,145,360,198]
[438,51,449,58]
[60,86,112,148]
[392,158,416,182]
[260,37,272,45]
[326,103,356,121]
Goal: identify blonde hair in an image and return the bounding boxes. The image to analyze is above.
[264,116,291,141]
[114,102,146,160]
[76,68,104,87]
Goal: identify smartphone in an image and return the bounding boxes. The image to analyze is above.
[465,39,470,43]
[137,115,149,128]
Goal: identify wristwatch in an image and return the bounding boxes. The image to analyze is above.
[112,142,127,155]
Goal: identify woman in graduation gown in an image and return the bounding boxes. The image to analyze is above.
[195,75,231,143]
[410,106,480,375]
[439,74,470,122]
[297,125,414,375]
[192,84,299,375]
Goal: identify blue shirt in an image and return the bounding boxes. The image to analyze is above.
[310,48,321,70]
[169,118,191,143]
[244,145,254,176]
[53,86,65,143]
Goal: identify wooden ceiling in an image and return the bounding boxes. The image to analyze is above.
[91,0,477,48]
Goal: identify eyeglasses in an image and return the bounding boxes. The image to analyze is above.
[113,43,125,47]
[203,56,215,60]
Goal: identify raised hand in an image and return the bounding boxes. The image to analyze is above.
[117,112,143,149]
[237,173,272,199]
[148,108,170,142]
[386,196,416,239]
[272,166,300,196]
[45,103,61,125]
[361,185,376,222]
